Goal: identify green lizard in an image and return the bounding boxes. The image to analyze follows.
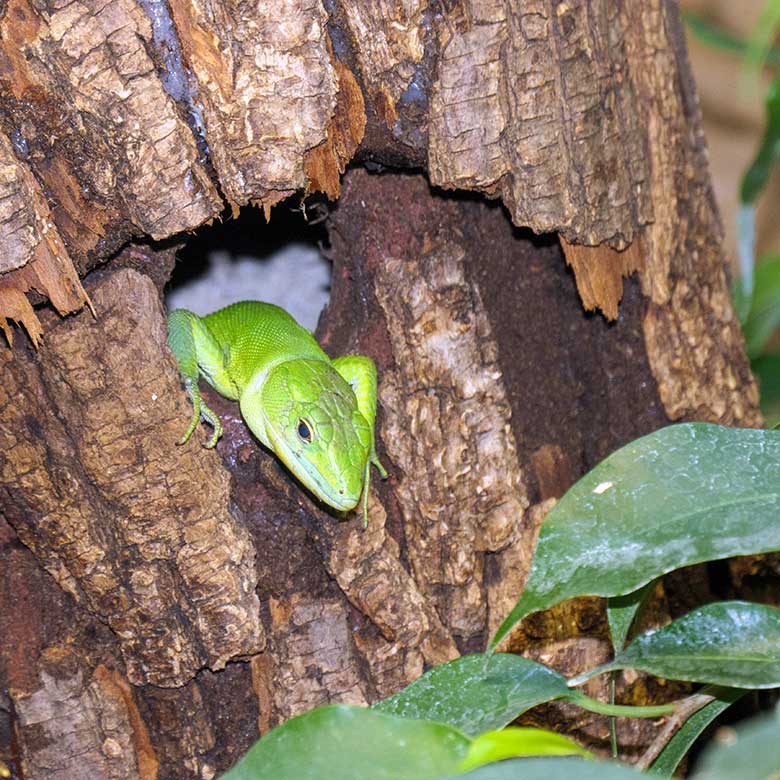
[167,301,386,526]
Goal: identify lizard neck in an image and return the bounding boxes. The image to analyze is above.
[238,356,289,448]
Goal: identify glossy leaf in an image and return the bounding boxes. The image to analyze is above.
[452,756,648,780]
[374,653,571,737]
[221,704,468,780]
[694,706,780,780]
[459,727,591,772]
[490,424,780,650]
[649,688,745,776]
[572,602,780,689]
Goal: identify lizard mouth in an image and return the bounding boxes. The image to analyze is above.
[266,427,361,511]
[300,466,360,511]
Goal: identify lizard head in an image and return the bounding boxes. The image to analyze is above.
[242,359,371,512]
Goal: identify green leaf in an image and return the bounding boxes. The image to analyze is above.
[693,706,780,780]
[649,688,746,776]
[374,653,571,737]
[682,10,780,65]
[740,79,780,206]
[743,0,780,75]
[571,602,780,689]
[753,355,780,428]
[490,424,780,651]
[220,704,469,780]
[452,756,650,780]
[743,256,780,358]
[458,727,592,772]
[738,79,780,310]
[607,581,655,652]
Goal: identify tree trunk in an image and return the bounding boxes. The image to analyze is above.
[0,1,766,778]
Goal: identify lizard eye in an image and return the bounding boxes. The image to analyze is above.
[297,418,313,444]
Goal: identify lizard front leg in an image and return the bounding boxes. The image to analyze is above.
[332,355,388,526]
[167,308,230,448]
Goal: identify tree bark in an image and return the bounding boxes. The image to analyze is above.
[0,0,767,778]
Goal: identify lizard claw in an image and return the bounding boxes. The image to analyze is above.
[373,455,388,480]
[200,402,222,448]
[177,409,201,446]
[176,387,222,448]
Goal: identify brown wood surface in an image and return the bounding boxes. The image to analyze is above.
[0,1,769,778]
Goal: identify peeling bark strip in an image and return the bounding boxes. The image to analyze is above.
[0,132,91,345]
[644,279,760,424]
[560,238,643,321]
[169,0,338,207]
[304,61,367,200]
[428,0,652,248]
[0,269,262,687]
[0,0,221,248]
[339,0,427,108]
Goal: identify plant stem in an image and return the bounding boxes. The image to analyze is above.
[571,693,676,718]
[609,673,618,758]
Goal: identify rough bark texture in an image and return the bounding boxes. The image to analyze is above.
[0,0,221,248]
[1,266,262,689]
[0,0,771,777]
[428,2,652,247]
[372,240,529,644]
[168,0,338,208]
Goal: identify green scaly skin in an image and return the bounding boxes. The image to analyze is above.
[167,301,387,526]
